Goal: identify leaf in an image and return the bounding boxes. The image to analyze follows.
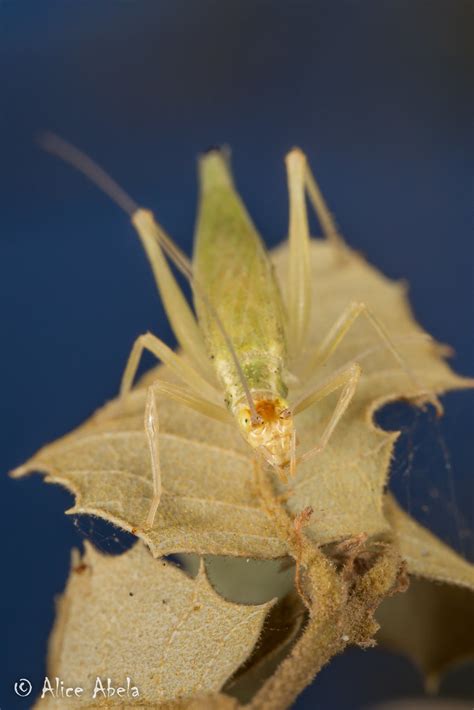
[35,542,273,707]
[223,591,306,704]
[376,496,474,688]
[160,695,241,710]
[203,556,295,605]
[385,494,474,590]
[41,695,240,710]
[173,555,304,702]
[12,240,472,557]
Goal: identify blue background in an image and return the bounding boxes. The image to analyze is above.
[1,2,472,708]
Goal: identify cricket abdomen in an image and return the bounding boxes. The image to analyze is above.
[193,149,288,410]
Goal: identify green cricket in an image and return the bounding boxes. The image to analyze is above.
[41,135,438,529]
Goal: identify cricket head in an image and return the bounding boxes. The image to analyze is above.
[236,396,295,469]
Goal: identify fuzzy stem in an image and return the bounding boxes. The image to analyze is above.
[249,462,404,709]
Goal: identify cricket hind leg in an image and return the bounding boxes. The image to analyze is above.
[303,154,346,251]
[143,379,232,529]
[120,331,221,405]
[285,149,312,357]
[285,149,348,363]
[294,363,362,465]
[301,301,443,414]
[131,209,216,385]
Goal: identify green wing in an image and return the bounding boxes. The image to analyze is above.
[193,150,287,404]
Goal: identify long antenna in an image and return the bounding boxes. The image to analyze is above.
[39,132,261,424]
[40,133,139,216]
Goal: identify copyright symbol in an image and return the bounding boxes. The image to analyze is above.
[14,678,32,697]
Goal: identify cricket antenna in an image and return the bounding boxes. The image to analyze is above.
[38,132,139,216]
[39,132,261,424]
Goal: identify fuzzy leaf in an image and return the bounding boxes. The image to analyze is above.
[224,591,306,704]
[13,240,471,558]
[376,496,474,687]
[35,542,272,707]
[385,495,474,589]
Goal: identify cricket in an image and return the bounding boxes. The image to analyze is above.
[41,134,440,530]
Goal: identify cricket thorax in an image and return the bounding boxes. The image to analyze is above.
[215,349,288,411]
[235,395,295,468]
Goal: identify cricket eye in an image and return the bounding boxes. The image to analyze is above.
[239,410,252,430]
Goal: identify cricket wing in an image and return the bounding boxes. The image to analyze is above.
[193,150,288,403]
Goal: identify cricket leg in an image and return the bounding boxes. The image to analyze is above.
[120,331,220,404]
[285,149,312,356]
[285,148,350,360]
[132,209,215,383]
[144,386,162,530]
[37,136,214,383]
[143,379,232,529]
[294,363,361,465]
[302,301,442,414]
[303,156,346,251]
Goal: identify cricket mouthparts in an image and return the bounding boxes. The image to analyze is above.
[235,397,295,468]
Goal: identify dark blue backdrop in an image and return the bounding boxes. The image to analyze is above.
[1,2,473,709]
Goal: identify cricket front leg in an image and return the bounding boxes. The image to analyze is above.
[120,331,219,403]
[302,301,443,414]
[143,379,231,530]
[144,387,162,529]
[294,362,361,465]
